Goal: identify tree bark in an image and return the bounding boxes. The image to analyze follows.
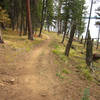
[57,20,60,34]
[80,36,83,44]
[38,0,45,37]
[19,14,23,36]
[86,30,93,70]
[0,28,4,43]
[19,0,24,36]
[26,0,33,40]
[10,0,15,30]
[78,34,80,41]
[61,21,67,43]
[84,0,93,48]
[23,17,28,35]
[65,22,76,56]
[47,25,50,32]
[57,1,62,35]
[96,26,100,49]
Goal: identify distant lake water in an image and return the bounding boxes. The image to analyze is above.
[83,18,99,39]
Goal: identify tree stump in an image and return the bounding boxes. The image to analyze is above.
[86,30,93,70]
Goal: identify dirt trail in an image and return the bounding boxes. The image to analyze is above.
[0,34,100,100]
[0,36,66,100]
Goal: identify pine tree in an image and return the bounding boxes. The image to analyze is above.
[26,0,33,40]
[46,0,54,32]
[65,0,86,56]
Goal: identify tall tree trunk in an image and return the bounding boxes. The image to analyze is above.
[26,0,33,40]
[78,34,80,41]
[80,36,83,44]
[57,20,60,34]
[19,15,23,36]
[61,21,67,43]
[60,20,62,33]
[10,0,15,30]
[65,22,76,56]
[84,0,93,48]
[57,1,62,35]
[16,15,19,31]
[57,20,62,34]
[96,26,100,49]
[24,17,28,35]
[19,0,24,36]
[23,18,27,35]
[48,25,50,32]
[38,0,45,37]
[97,39,99,49]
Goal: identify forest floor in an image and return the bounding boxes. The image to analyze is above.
[0,29,100,100]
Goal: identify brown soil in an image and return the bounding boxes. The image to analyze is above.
[0,34,100,100]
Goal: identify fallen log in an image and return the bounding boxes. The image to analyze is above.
[93,54,100,61]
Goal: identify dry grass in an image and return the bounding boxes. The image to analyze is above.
[2,29,45,52]
[48,32,100,81]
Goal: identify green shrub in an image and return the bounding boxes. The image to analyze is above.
[62,69,70,74]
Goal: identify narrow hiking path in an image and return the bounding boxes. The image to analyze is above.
[0,35,66,100]
[0,33,100,100]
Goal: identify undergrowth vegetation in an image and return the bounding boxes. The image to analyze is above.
[48,32,100,81]
[3,29,44,52]
[82,88,90,100]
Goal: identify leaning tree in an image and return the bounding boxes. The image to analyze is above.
[65,0,86,56]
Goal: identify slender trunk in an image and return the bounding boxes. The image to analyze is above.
[20,0,24,36]
[19,15,23,36]
[92,39,94,48]
[84,0,93,47]
[39,0,45,37]
[45,25,46,31]
[48,25,50,32]
[16,12,20,31]
[78,34,80,41]
[80,36,83,44]
[96,26,100,49]
[60,20,62,33]
[58,20,62,34]
[61,21,67,43]
[23,17,26,35]
[26,0,33,40]
[97,40,99,49]
[57,1,62,35]
[15,1,20,31]
[66,29,70,38]
[57,20,60,34]
[24,17,28,35]
[10,0,15,30]
[65,22,76,56]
